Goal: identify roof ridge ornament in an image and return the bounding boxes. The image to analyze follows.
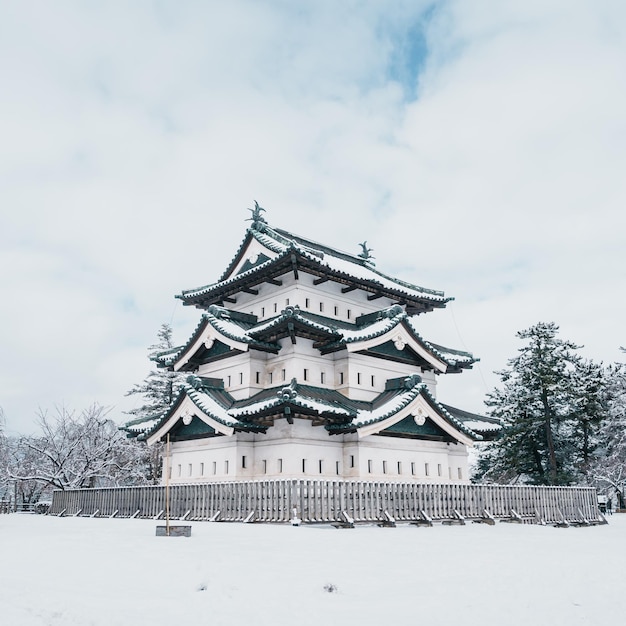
[246,200,267,227]
[358,241,375,265]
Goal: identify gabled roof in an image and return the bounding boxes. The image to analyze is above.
[177,221,451,315]
[158,304,476,374]
[132,374,494,446]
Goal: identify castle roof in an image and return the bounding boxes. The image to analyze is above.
[156,304,476,374]
[134,374,497,446]
[177,221,451,315]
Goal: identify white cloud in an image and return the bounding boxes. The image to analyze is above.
[2,0,625,432]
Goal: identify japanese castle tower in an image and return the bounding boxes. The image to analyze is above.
[125,205,498,484]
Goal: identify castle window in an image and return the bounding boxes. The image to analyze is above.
[347,309,351,319]
[227,375,231,386]
[242,456,247,469]
[168,466,172,479]
[286,298,290,306]
[282,369,286,381]
[339,372,344,385]
[334,305,338,316]
[382,460,387,474]
[305,298,310,308]
[225,460,229,474]
[274,303,277,313]
[255,372,260,384]
[318,460,323,474]
[212,461,217,475]
[278,458,283,473]
[425,463,430,476]
[411,462,416,476]
[269,372,273,384]
[302,459,306,473]
[177,464,181,477]
[320,372,325,384]
[371,375,375,387]
[261,307,265,317]
[367,460,373,473]
[303,369,308,381]
[200,463,204,476]
[357,373,362,385]
[239,372,243,384]
[458,467,463,480]
[319,302,324,312]
[438,464,442,477]
[188,464,192,477]
[350,455,355,468]
[336,461,340,475]
[262,460,267,474]
[397,461,402,475]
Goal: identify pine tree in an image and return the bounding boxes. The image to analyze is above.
[475,322,587,485]
[125,324,184,423]
[124,324,185,483]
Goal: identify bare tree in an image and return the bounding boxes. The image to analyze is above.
[8,404,152,491]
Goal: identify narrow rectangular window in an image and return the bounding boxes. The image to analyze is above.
[319,302,324,312]
[357,372,361,385]
[242,456,246,469]
[188,463,192,477]
[371,375,375,387]
[397,461,402,475]
[274,303,277,313]
[425,463,430,477]
[262,460,267,474]
[168,466,172,479]
[227,375,231,386]
[347,309,351,319]
[367,459,373,473]
[411,462,416,476]
[458,467,463,480]
[239,372,243,384]
[177,464,181,477]
[278,458,283,473]
[212,461,217,475]
[438,464,442,477]
[282,368,286,381]
[302,459,306,473]
[339,372,344,385]
[303,368,308,381]
[286,298,290,306]
[350,455,355,468]
[320,372,325,384]
[261,307,265,316]
[305,298,310,308]
[255,371,260,384]
[336,461,340,475]
[318,460,323,474]
[334,305,338,316]
[269,372,273,384]
[382,460,387,474]
[200,462,204,476]
[225,460,229,475]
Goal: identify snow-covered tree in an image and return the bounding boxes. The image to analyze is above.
[123,323,185,483]
[589,358,626,506]
[8,404,151,492]
[125,323,184,422]
[475,322,597,485]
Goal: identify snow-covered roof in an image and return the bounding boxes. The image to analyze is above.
[177,221,451,313]
[131,374,493,444]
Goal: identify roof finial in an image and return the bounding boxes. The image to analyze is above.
[358,241,375,264]
[246,200,267,226]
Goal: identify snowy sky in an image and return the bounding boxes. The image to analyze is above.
[2,0,625,434]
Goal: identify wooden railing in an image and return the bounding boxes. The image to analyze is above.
[49,480,602,526]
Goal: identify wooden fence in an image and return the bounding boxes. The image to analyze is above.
[49,480,602,526]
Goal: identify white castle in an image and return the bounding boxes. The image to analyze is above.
[124,205,498,484]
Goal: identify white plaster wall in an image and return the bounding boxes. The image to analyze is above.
[166,419,470,484]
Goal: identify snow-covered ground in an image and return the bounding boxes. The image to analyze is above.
[1,513,623,626]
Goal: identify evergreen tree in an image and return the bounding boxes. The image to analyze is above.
[125,324,184,422]
[124,324,185,483]
[475,322,589,485]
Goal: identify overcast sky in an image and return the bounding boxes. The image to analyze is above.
[2,0,625,435]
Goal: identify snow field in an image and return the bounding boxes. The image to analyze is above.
[0,513,623,626]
